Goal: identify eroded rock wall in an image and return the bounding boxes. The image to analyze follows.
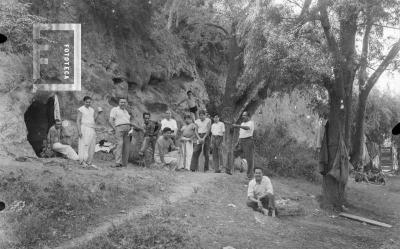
[0,1,209,159]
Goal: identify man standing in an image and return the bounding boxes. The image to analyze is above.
[109,98,134,168]
[232,111,254,179]
[154,127,179,168]
[179,114,198,170]
[160,110,178,142]
[139,112,160,157]
[190,110,211,172]
[77,96,102,168]
[47,119,79,160]
[210,114,225,173]
[247,167,276,217]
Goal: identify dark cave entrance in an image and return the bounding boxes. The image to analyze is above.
[24,97,55,156]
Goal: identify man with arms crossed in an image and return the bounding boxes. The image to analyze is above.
[109,98,134,168]
[247,167,276,217]
[77,96,102,169]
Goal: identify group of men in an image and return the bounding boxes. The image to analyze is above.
[45,92,276,216]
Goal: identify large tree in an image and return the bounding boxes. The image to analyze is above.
[290,0,400,208]
[351,0,400,168]
[173,0,329,169]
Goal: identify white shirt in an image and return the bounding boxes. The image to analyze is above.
[109,107,130,126]
[247,176,274,198]
[161,118,178,133]
[211,122,225,136]
[78,106,95,128]
[239,120,254,138]
[195,118,211,134]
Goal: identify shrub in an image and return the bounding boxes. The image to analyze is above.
[254,121,320,183]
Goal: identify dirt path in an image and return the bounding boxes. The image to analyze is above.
[54,171,223,249]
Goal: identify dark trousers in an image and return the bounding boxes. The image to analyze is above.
[212,135,224,172]
[235,137,254,178]
[246,194,275,211]
[140,136,157,154]
[190,133,210,171]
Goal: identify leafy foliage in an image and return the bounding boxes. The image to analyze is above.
[254,121,320,183]
[0,0,45,54]
[363,89,400,145]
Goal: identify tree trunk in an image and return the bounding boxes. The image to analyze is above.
[321,90,347,209]
[351,89,368,170]
[219,22,243,170]
[344,88,353,152]
[223,123,239,173]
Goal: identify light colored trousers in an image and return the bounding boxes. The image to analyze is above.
[155,150,178,166]
[179,138,193,170]
[115,124,131,166]
[52,142,79,160]
[78,125,96,165]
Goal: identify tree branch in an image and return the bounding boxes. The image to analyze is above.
[317,0,340,66]
[357,23,400,31]
[292,0,320,36]
[365,39,400,93]
[190,22,229,36]
[358,9,373,89]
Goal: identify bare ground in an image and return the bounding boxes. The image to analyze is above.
[74,172,400,249]
[2,155,400,249]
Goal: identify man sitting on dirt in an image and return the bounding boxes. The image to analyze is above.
[47,119,79,161]
[247,167,276,217]
[154,127,179,169]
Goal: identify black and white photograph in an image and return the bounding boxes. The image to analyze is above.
[0,0,400,248]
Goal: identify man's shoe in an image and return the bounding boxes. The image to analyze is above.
[225,171,232,175]
[215,170,221,173]
[111,163,122,168]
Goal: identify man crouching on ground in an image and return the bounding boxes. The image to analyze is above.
[154,127,179,169]
[247,167,276,217]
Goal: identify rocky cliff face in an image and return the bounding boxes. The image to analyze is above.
[0,1,208,159]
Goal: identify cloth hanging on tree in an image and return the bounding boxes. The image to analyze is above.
[54,94,61,121]
[327,132,352,184]
[319,121,329,175]
[319,121,353,184]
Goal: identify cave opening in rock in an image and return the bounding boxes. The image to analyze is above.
[24,97,55,156]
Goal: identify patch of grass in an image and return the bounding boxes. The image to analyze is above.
[77,208,201,249]
[1,173,104,248]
